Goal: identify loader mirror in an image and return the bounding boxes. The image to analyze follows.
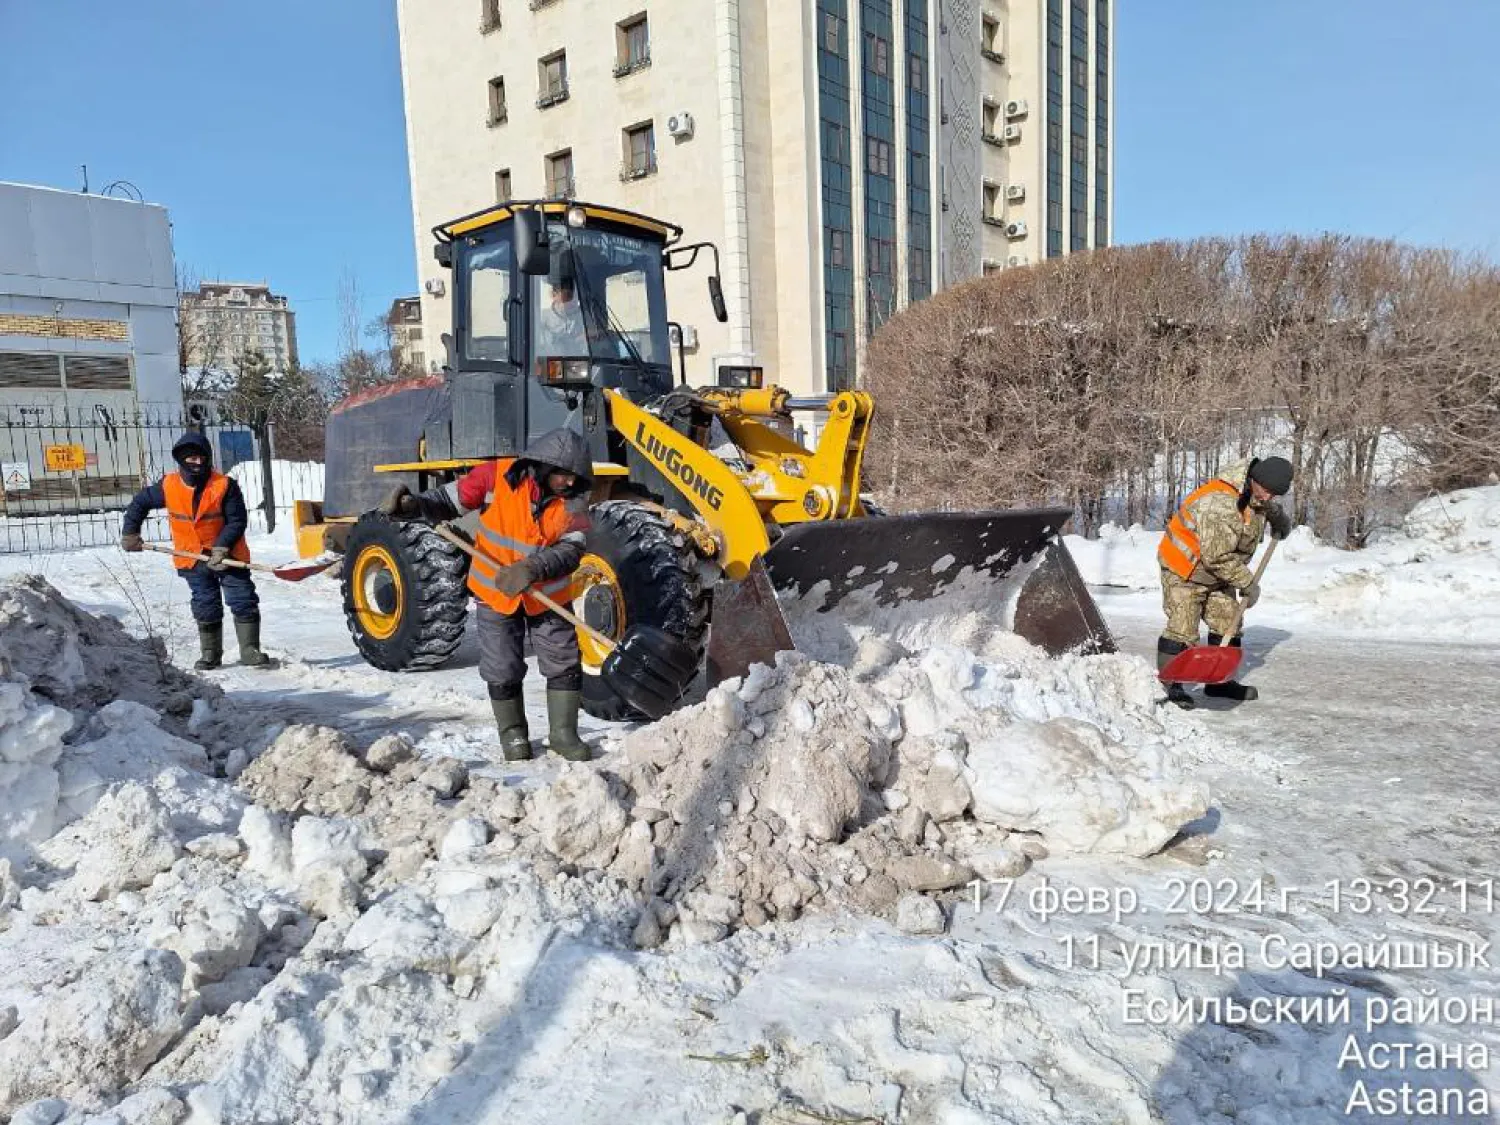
[708,275,728,323]
[513,209,551,276]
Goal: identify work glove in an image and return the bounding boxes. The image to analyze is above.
[1265,504,1292,540]
[120,533,144,553]
[1240,581,1261,610]
[380,485,421,519]
[494,561,533,597]
[207,546,230,571]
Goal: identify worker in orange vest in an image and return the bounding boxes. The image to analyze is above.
[1157,456,1292,708]
[119,432,270,670]
[382,428,594,762]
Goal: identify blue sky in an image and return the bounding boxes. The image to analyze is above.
[2,0,1497,366]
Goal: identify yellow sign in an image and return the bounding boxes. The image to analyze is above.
[44,444,88,472]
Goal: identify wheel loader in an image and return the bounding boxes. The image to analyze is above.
[292,199,1113,719]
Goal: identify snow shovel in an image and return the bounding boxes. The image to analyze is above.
[142,543,339,583]
[432,524,698,721]
[1158,538,1279,686]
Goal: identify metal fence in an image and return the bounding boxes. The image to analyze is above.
[0,404,323,554]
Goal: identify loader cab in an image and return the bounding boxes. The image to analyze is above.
[435,201,698,455]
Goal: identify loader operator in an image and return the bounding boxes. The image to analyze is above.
[118,432,271,670]
[382,428,594,762]
[1157,456,1293,709]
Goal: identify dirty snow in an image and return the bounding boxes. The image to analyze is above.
[0,482,1495,1122]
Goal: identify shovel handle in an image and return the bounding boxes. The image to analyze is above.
[1221,536,1280,646]
[431,524,618,654]
[143,542,272,574]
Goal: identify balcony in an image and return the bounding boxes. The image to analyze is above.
[613,53,651,79]
[982,214,1007,228]
[536,85,569,109]
[619,155,658,182]
[487,110,508,128]
[981,47,1005,64]
[528,0,559,9]
[981,130,1006,147]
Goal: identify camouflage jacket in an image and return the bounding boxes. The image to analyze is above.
[1180,462,1269,590]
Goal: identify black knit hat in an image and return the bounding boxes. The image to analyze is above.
[1248,456,1293,496]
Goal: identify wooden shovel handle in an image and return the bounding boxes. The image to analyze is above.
[431,523,617,654]
[1221,536,1280,646]
[143,542,272,574]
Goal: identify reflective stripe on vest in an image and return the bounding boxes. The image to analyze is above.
[162,472,251,571]
[1158,478,1242,580]
[466,459,580,615]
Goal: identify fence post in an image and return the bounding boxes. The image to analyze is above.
[259,420,276,535]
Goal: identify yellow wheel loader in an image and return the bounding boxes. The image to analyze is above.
[293,200,1112,719]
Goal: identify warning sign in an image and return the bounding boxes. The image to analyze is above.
[2,463,31,493]
[44,444,87,472]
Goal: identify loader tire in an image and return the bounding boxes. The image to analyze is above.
[573,500,710,721]
[342,513,470,672]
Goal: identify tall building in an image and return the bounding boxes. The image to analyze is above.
[396,0,1111,395]
[385,295,428,374]
[181,281,299,373]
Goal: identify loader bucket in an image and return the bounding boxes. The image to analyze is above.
[762,507,1115,657]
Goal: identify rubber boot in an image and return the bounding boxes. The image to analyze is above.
[194,623,223,671]
[234,619,273,669]
[1156,637,1195,710]
[546,689,591,762]
[491,696,532,762]
[1203,633,1257,700]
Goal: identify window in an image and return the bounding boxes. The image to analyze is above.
[867,137,891,176]
[983,101,1000,138]
[983,182,1002,223]
[465,238,513,363]
[537,51,568,106]
[868,237,894,275]
[829,228,847,267]
[615,14,650,76]
[495,168,512,202]
[487,77,507,126]
[480,0,500,32]
[982,15,1003,59]
[866,33,889,76]
[621,122,656,179]
[545,149,574,198]
[823,10,841,52]
[910,246,929,287]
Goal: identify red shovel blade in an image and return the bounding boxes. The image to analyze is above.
[266,555,340,582]
[1158,645,1244,685]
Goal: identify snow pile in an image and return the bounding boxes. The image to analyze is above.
[1067,483,1500,639]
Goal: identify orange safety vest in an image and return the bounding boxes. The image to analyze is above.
[467,459,579,615]
[163,472,251,570]
[1158,478,1248,580]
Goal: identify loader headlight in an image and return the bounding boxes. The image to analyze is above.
[566,206,588,228]
[543,358,592,385]
[717,364,764,389]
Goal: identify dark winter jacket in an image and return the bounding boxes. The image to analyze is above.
[121,432,249,549]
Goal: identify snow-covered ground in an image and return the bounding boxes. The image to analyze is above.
[0,488,1497,1123]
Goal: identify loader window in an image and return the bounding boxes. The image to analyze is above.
[464,239,513,362]
[529,223,670,370]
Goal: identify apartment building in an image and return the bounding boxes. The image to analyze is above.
[396,0,1111,395]
[386,295,428,374]
[181,281,299,372]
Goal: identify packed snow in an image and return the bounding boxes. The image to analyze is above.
[0,484,1496,1121]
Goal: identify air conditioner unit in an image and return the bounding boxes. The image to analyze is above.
[1005,220,1028,239]
[1005,183,1026,201]
[1004,98,1028,119]
[668,324,699,349]
[666,111,695,139]
[1008,254,1029,267]
[1002,124,1022,142]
